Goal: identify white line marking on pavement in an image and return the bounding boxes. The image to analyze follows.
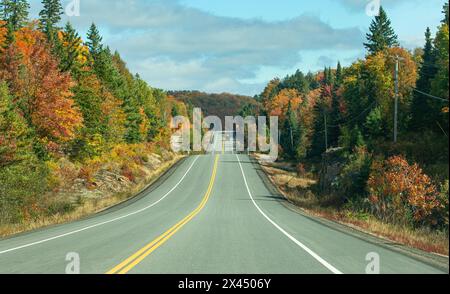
[0,156,200,255]
[236,154,343,274]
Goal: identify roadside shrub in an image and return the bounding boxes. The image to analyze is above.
[364,106,385,138]
[373,131,449,166]
[333,146,372,204]
[0,161,49,224]
[78,158,102,187]
[121,164,136,182]
[46,200,75,216]
[434,181,449,228]
[46,158,80,191]
[339,125,366,152]
[296,163,306,177]
[367,155,440,227]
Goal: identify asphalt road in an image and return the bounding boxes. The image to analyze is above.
[0,151,447,274]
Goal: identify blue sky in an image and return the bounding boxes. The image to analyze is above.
[30,0,447,95]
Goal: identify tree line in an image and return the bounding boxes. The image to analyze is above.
[250,5,449,228]
[0,0,184,224]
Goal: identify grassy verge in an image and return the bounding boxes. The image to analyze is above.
[0,153,184,238]
[254,154,449,256]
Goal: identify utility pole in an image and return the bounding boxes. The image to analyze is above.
[394,55,400,143]
[324,111,328,151]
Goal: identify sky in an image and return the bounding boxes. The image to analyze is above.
[29,0,448,96]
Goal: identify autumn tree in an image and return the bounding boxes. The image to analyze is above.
[0,19,6,51]
[99,89,126,146]
[364,6,399,54]
[259,78,280,112]
[0,26,83,150]
[341,47,416,142]
[133,75,164,141]
[368,156,440,226]
[268,88,302,122]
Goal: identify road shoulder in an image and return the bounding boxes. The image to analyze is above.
[249,154,449,273]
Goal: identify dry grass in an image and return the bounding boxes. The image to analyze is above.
[0,154,184,238]
[301,207,449,256]
[255,154,449,256]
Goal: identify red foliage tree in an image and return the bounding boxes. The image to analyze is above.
[368,155,440,226]
[0,25,83,148]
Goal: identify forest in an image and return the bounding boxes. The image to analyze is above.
[247,5,449,240]
[0,0,188,231]
[170,90,261,125]
[243,3,449,244]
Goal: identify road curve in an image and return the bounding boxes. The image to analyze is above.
[0,154,447,274]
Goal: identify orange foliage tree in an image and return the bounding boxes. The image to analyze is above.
[368,155,440,226]
[268,88,303,122]
[0,20,7,53]
[0,25,82,148]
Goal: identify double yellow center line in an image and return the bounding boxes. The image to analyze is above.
[106,155,220,274]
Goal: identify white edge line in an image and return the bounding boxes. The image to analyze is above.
[0,156,200,255]
[236,154,343,274]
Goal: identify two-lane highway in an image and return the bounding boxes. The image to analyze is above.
[0,153,447,274]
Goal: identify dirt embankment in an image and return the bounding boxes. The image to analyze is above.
[0,149,184,238]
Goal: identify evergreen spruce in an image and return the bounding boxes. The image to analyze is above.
[0,0,30,32]
[364,6,399,54]
[39,0,63,32]
[410,27,437,131]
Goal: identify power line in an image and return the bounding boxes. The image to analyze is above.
[418,62,439,69]
[314,100,377,136]
[327,101,378,128]
[412,87,449,102]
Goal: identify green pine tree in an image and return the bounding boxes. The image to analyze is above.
[335,61,343,87]
[39,0,63,33]
[58,22,84,72]
[86,23,103,58]
[430,20,449,133]
[280,101,300,159]
[364,6,399,54]
[326,64,341,148]
[0,0,30,32]
[410,27,438,131]
[4,21,15,45]
[0,82,32,167]
[442,1,449,26]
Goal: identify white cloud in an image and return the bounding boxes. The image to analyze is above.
[37,0,365,95]
[336,0,422,12]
